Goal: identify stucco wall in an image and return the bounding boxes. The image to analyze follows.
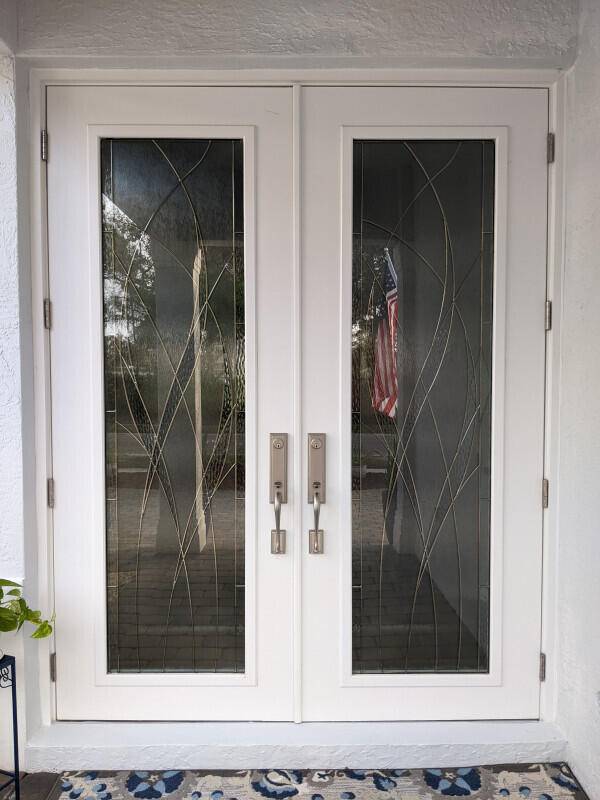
[0,50,26,772]
[0,0,16,55]
[14,0,578,66]
[0,54,21,583]
[557,0,600,793]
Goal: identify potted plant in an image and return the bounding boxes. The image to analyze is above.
[0,578,54,648]
[0,579,53,797]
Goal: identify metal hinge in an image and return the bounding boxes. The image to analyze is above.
[43,298,52,330]
[545,300,552,332]
[539,652,546,682]
[41,129,48,162]
[47,477,55,508]
[542,478,549,509]
[547,132,555,164]
[50,652,56,682]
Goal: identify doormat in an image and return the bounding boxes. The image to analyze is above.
[50,764,587,800]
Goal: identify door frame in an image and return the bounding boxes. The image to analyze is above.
[26,65,565,758]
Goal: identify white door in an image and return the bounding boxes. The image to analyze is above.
[47,84,548,722]
[48,86,296,720]
[300,87,548,720]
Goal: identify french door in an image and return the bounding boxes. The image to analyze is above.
[47,84,548,721]
[300,87,547,720]
[48,86,296,720]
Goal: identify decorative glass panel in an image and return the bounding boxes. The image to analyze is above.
[102,138,245,673]
[352,139,494,673]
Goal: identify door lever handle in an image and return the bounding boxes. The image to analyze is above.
[272,488,285,555]
[313,487,321,534]
[309,484,324,554]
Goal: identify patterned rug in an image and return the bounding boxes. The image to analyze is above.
[56,764,588,800]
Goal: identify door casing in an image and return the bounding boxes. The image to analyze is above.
[27,69,563,742]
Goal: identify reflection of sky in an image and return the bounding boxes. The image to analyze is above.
[104,277,128,338]
[103,194,153,264]
[103,194,156,340]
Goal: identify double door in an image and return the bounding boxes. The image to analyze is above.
[47,84,548,721]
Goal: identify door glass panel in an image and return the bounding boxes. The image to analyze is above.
[352,139,494,673]
[102,138,245,673]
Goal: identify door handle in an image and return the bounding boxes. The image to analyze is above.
[308,433,325,554]
[310,489,323,555]
[270,434,287,554]
[272,488,285,555]
[313,490,321,534]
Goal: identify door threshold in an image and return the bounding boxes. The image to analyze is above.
[25,720,566,771]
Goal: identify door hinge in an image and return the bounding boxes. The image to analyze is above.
[47,477,55,508]
[43,298,52,330]
[539,652,546,682]
[41,129,48,162]
[547,132,555,164]
[542,477,549,509]
[545,299,552,332]
[50,652,56,682]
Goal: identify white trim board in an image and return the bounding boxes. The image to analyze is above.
[25,721,566,771]
[29,65,566,88]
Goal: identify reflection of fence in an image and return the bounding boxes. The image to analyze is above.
[0,653,20,800]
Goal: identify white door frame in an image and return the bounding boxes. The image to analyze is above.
[26,66,565,765]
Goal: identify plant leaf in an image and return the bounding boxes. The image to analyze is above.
[9,598,22,615]
[0,578,54,638]
[30,621,52,639]
[0,607,18,632]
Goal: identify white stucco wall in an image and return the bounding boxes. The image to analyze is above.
[15,0,578,66]
[0,0,16,55]
[557,0,600,793]
[0,54,21,583]
[0,49,27,773]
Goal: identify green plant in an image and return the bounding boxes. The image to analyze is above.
[0,579,54,639]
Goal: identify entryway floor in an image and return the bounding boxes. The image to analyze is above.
[2,764,588,800]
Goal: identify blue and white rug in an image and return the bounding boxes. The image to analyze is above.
[57,764,587,800]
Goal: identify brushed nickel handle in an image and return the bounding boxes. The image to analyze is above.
[271,489,285,554]
[313,487,321,534]
[274,489,282,533]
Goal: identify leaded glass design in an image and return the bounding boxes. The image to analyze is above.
[102,138,245,673]
[352,140,494,673]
